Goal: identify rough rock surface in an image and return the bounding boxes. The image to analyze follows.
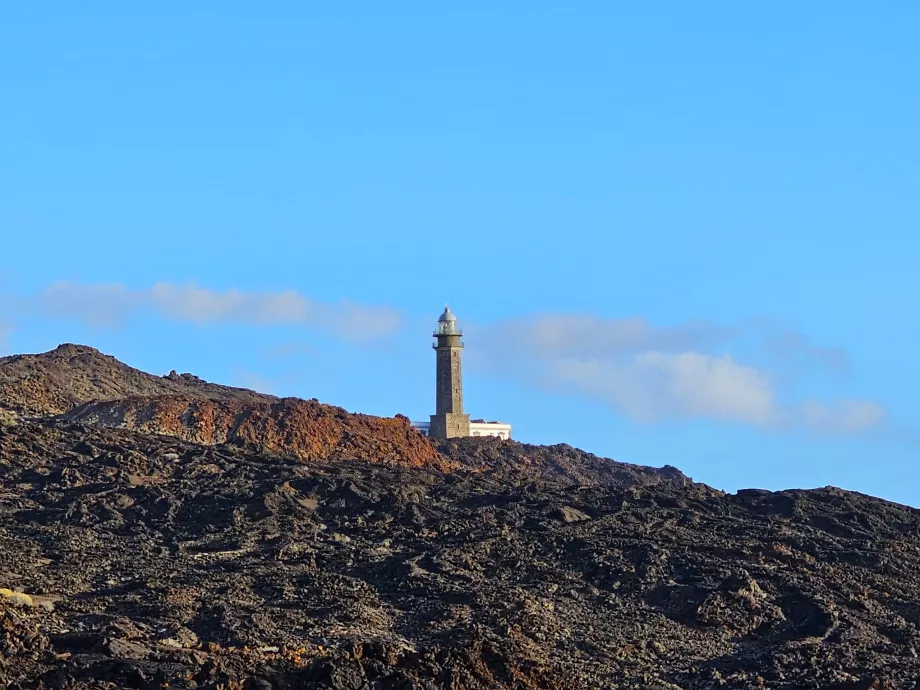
[439,436,691,488]
[63,395,453,471]
[3,418,920,689]
[2,346,919,688]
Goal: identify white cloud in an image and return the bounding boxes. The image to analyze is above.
[471,313,886,437]
[479,314,733,358]
[32,281,402,343]
[148,283,310,325]
[9,286,891,438]
[542,352,776,426]
[637,351,776,425]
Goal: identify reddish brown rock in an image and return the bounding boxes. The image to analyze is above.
[62,395,453,470]
[1,344,452,471]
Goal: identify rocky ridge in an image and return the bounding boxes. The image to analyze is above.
[0,344,271,417]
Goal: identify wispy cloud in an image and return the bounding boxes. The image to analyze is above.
[261,342,320,361]
[232,369,279,396]
[468,313,886,437]
[476,314,734,358]
[30,281,403,343]
[0,321,13,354]
[4,284,891,438]
[752,320,851,378]
[230,367,308,397]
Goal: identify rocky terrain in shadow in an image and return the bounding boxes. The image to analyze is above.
[438,437,690,489]
[1,345,919,688]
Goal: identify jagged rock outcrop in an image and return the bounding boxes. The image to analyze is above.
[62,395,453,470]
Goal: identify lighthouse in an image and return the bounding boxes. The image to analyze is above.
[428,306,471,440]
[412,306,511,441]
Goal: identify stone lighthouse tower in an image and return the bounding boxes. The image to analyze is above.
[428,306,471,440]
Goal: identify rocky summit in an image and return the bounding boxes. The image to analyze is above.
[1,347,920,689]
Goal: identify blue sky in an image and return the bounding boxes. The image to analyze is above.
[2,4,918,503]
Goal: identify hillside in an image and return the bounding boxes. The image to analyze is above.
[0,344,688,485]
[0,343,272,416]
[1,345,918,688]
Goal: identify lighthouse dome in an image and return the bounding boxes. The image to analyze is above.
[435,306,461,335]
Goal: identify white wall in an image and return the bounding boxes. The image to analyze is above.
[470,422,512,440]
[411,420,512,440]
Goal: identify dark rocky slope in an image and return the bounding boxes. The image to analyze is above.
[2,417,920,689]
[438,436,690,488]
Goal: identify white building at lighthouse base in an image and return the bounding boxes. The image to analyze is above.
[413,419,512,440]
